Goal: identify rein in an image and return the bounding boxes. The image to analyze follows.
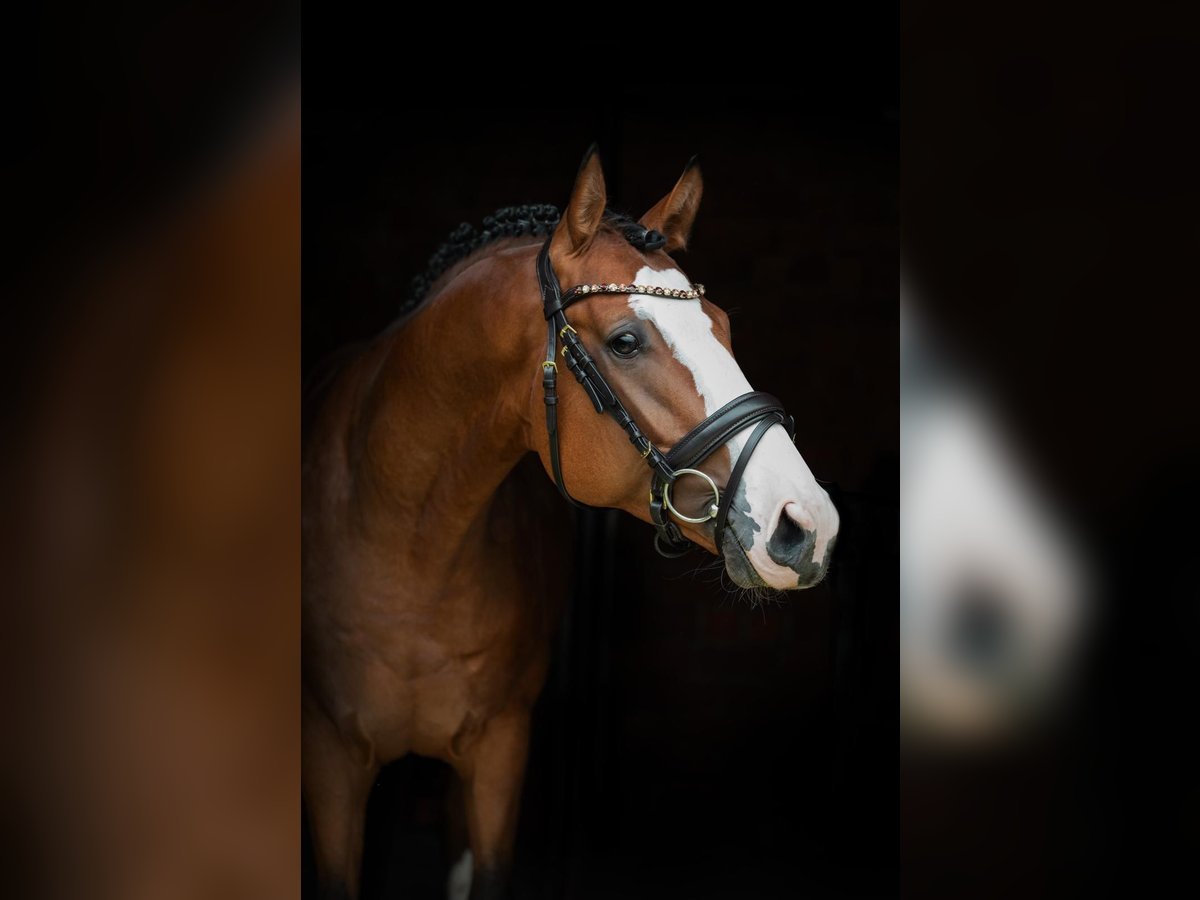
[536,235,794,557]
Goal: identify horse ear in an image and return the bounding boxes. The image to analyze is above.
[639,156,703,253]
[551,145,607,257]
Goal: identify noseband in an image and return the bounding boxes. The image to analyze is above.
[537,234,795,557]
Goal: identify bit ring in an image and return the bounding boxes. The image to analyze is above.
[662,468,721,524]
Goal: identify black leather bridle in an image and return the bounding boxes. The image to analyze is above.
[537,234,795,557]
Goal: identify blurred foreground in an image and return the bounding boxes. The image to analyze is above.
[1,17,299,898]
[904,7,1200,893]
[901,285,1091,746]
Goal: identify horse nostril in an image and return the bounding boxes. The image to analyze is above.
[766,503,817,570]
[774,507,807,548]
[947,582,1014,672]
[783,501,815,532]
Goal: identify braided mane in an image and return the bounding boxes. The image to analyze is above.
[404,205,665,316]
[404,204,561,314]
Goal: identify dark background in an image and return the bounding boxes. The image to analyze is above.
[303,38,898,900]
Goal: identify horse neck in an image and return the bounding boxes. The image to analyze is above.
[349,242,542,566]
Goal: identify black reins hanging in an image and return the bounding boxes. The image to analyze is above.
[536,234,794,557]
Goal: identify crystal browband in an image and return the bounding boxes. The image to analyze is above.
[569,282,706,300]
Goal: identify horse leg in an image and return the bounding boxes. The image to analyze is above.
[303,704,376,900]
[444,773,474,900]
[457,709,531,900]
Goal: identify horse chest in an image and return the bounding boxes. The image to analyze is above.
[310,454,566,766]
[364,581,552,763]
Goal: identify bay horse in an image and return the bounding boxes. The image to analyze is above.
[302,149,839,899]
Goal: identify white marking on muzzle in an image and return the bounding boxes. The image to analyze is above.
[627,266,837,584]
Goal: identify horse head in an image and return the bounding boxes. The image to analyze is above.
[535,150,839,590]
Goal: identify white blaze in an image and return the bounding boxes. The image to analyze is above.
[627,266,836,583]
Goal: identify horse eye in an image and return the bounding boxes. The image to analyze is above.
[608,332,641,358]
